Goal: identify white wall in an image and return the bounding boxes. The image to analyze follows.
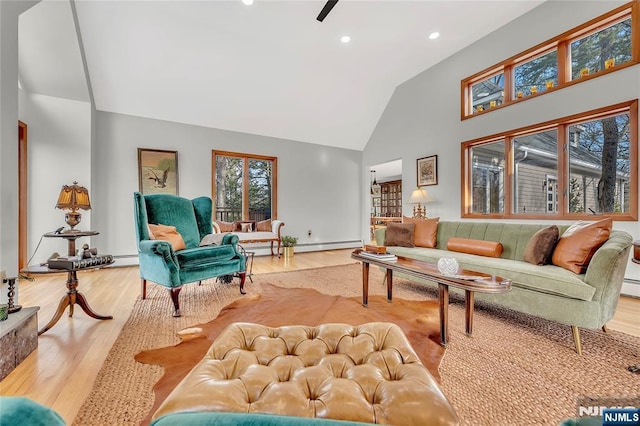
[91,111,362,262]
[19,91,92,263]
[363,0,640,288]
[0,0,38,304]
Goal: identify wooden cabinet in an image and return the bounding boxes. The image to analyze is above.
[379,180,402,217]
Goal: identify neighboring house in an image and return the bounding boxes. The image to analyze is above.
[472,129,630,215]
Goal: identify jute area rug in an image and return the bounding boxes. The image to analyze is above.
[74,264,640,426]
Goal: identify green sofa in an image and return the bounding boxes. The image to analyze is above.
[375,221,633,354]
[134,192,246,316]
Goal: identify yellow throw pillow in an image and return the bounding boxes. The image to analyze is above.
[148,224,186,252]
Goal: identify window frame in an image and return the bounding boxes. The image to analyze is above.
[211,150,278,221]
[461,100,638,221]
[461,1,639,119]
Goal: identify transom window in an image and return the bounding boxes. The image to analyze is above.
[461,1,638,118]
[212,151,277,222]
[462,101,638,220]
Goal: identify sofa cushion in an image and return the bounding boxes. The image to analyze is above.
[523,225,559,265]
[447,237,503,258]
[149,224,187,252]
[436,221,571,261]
[257,219,272,232]
[403,216,439,248]
[176,245,236,266]
[240,222,253,232]
[385,222,415,247]
[552,217,612,274]
[387,246,596,301]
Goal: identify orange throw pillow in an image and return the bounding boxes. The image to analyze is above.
[256,219,272,232]
[215,220,235,232]
[447,237,503,258]
[403,216,439,248]
[148,224,186,252]
[551,217,612,274]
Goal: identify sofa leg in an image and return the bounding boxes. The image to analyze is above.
[602,324,609,333]
[141,279,147,299]
[270,241,274,256]
[169,287,182,317]
[238,272,246,295]
[571,326,582,355]
[198,280,202,286]
[276,240,281,258]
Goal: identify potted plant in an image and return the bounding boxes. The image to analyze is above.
[281,235,298,258]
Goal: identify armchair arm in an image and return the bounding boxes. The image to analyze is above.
[139,239,174,257]
[222,233,240,246]
[272,220,284,237]
[138,239,181,286]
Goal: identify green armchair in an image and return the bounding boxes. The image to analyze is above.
[133,192,246,316]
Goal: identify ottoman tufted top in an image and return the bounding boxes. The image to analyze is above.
[152,322,459,425]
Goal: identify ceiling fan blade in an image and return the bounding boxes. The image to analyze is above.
[317,0,339,22]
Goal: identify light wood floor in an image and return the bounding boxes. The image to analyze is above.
[0,248,638,424]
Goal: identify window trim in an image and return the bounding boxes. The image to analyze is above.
[211,150,278,221]
[461,1,639,119]
[461,100,638,221]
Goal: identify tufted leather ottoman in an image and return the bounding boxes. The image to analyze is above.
[152,322,459,425]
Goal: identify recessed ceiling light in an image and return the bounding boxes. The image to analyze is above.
[242,0,253,5]
[341,35,351,43]
[428,32,440,40]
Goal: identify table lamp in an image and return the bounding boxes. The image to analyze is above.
[408,187,432,219]
[55,181,91,230]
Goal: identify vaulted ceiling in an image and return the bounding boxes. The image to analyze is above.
[19,0,544,150]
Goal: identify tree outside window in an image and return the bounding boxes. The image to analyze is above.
[213,151,277,222]
[570,18,632,79]
[461,101,636,220]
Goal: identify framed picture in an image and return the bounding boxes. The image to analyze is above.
[138,148,179,195]
[417,155,438,186]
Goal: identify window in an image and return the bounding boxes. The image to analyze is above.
[462,100,637,220]
[212,151,277,222]
[567,113,631,214]
[513,50,558,98]
[570,17,632,80]
[461,1,638,118]
[471,72,504,113]
[512,129,559,215]
[470,140,505,214]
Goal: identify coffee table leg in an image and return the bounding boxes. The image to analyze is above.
[438,283,449,346]
[386,269,393,302]
[362,262,370,307]
[465,290,475,336]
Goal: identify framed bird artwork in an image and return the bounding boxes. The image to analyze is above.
[138,148,179,195]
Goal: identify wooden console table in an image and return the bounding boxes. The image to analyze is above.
[20,230,113,335]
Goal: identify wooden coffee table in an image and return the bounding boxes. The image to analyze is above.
[351,249,512,346]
